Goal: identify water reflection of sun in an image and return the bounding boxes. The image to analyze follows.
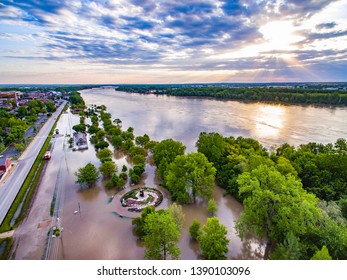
[253,105,286,139]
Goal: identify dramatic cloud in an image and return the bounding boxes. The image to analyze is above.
[0,0,346,83]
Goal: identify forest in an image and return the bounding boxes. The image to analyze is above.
[117,85,347,106]
[196,132,347,260]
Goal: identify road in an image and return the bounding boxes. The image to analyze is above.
[0,101,67,226]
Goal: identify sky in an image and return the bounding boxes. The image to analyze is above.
[0,0,346,84]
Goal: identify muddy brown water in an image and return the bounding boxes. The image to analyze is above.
[13,87,347,259]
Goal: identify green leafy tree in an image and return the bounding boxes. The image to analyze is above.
[96,148,113,160]
[45,101,56,112]
[129,164,145,184]
[113,118,122,127]
[168,203,185,230]
[199,217,229,260]
[235,165,321,259]
[164,152,216,203]
[270,231,302,260]
[143,210,181,260]
[99,161,117,178]
[95,140,109,150]
[135,134,150,147]
[339,198,347,220]
[132,206,156,239]
[312,217,347,260]
[189,219,201,241]
[207,198,218,215]
[311,245,332,260]
[111,135,123,149]
[14,143,25,152]
[132,154,146,165]
[72,124,86,132]
[75,163,100,188]
[17,106,28,117]
[129,146,146,157]
[153,139,186,177]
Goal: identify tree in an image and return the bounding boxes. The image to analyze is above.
[72,124,86,132]
[135,134,150,147]
[311,245,332,260]
[143,210,181,260]
[207,198,218,215]
[95,140,109,150]
[164,152,216,203]
[189,219,201,241]
[132,206,156,239]
[312,217,347,260]
[339,198,347,219]
[96,148,113,160]
[45,101,56,112]
[153,139,186,177]
[199,217,229,260]
[270,231,302,260]
[113,118,122,127]
[129,164,145,184]
[75,163,100,188]
[99,161,117,178]
[14,143,25,152]
[235,165,321,259]
[17,106,28,117]
[168,203,185,230]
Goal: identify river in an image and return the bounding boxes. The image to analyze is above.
[81,87,347,152]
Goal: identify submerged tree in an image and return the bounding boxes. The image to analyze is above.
[168,203,185,230]
[143,210,181,260]
[199,217,229,260]
[189,219,201,241]
[164,152,216,203]
[207,198,218,215]
[99,160,117,178]
[235,164,321,259]
[153,139,186,177]
[75,163,100,188]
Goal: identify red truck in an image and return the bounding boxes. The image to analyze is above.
[44,151,51,160]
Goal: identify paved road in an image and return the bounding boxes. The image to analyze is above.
[0,101,67,226]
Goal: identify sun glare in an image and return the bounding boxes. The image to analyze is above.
[253,105,286,139]
[259,21,304,52]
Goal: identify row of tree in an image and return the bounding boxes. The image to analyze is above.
[117,85,347,106]
[132,204,230,260]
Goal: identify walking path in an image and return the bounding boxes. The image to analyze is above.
[0,230,14,239]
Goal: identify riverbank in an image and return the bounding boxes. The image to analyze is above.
[116,85,347,107]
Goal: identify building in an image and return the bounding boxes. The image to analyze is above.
[73,132,88,151]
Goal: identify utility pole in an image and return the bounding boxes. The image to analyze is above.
[78,202,81,218]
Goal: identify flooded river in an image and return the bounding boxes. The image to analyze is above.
[82,87,347,152]
[14,87,347,260]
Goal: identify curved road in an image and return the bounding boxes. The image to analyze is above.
[0,101,67,226]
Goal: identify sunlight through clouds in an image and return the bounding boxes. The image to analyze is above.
[0,0,346,83]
